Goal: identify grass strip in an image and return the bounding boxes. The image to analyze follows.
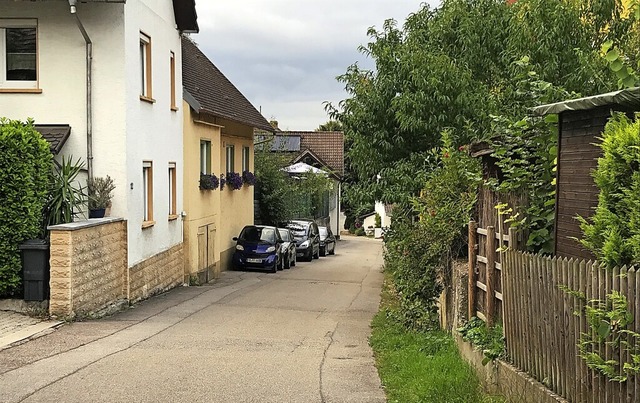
[370,275,504,403]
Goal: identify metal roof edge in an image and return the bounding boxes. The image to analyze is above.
[532,87,640,116]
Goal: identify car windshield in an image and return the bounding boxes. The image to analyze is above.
[319,227,328,236]
[278,229,291,242]
[239,227,276,244]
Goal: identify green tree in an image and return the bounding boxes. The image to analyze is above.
[316,121,343,131]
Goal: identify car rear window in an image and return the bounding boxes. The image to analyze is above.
[239,227,276,243]
[278,229,291,242]
[287,223,307,237]
[319,227,328,236]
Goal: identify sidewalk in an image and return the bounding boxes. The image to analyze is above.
[0,310,62,351]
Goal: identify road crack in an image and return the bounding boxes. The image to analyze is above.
[319,323,338,403]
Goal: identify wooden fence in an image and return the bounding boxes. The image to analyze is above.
[502,250,640,403]
[468,220,516,326]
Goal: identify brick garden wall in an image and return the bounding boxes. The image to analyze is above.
[129,244,184,303]
[49,218,128,317]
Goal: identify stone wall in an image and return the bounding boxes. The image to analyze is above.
[129,244,184,303]
[49,218,127,317]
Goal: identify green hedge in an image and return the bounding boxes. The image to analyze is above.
[0,119,52,297]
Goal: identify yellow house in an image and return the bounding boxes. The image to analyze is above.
[181,37,273,283]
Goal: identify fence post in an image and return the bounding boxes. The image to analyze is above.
[486,225,496,327]
[468,220,477,320]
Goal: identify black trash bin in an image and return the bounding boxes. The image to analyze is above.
[18,239,50,301]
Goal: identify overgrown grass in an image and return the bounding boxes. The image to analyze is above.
[370,274,504,403]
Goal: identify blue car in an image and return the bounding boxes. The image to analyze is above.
[232,225,284,273]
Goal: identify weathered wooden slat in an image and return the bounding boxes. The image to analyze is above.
[486,226,496,327]
[468,221,477,320]
[477,227,488,236]
[494,291,503,301]
[477,255,488,264]
[476,281,487,292]
[476,311,487,322]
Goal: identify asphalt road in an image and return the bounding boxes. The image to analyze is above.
[0,236,385,403]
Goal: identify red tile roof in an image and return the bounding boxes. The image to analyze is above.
[181,37,273,132]
[280,131,344,176]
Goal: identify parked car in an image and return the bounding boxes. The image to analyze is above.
[318,226,336,256]
[232,225,283,273]
[286,220,320,261]
[277,227,297,269]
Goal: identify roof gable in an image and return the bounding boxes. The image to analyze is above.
[281,131,344,176]
[181,37,273,132]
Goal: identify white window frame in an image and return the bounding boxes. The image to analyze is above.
[242,146,250,172]
[226,144,235,173]
[143,161,154,224]
[200,140,211,174]
[168,162,177,217]
[0,19,38,89]
[139,31,152,99]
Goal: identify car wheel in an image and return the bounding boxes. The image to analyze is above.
[329,244,335,255]
[270,262,278,273]
[320,247,326,257]
[291,252,296,267]
[284,255,291,270]
[313,247,319,259]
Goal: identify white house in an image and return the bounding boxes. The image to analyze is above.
[0,0,198,297]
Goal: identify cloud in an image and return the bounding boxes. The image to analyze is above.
[191,0,439,130]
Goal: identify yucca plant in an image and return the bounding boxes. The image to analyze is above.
[43,156,86,231]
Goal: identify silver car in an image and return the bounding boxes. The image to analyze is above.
[277,228,297,269]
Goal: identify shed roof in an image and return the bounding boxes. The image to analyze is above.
[181,37,273,132]
[532,87,640,116]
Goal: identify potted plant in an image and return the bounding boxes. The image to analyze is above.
[226,172,243,190]
[242,170,256,186]
[87,175,115,218]
[199,173,219,190]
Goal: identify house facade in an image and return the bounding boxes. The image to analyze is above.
[181,37,272,280]
[258,130,344,235]
[0,0,198,305]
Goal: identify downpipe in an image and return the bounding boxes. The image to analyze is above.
[69,0,93,180]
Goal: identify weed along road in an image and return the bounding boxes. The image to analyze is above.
[0,237,385,403]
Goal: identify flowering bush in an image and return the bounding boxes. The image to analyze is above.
[199,174,219,190]
[226,172,243,190]
[242,170,256,186]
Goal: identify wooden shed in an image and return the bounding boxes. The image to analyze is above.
[532,88,640,260]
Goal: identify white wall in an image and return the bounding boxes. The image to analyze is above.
[124,0,184,266]
[375,201,391,228]
[0,2,128,219]
[0,0,184,267]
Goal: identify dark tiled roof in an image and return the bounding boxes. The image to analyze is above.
[172,0,199,33]
[34,124,70,155]
[255,134,301,152]
[281,131,344,176]
[181,37,273,132]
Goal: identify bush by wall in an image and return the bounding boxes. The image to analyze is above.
[580,113,640,268]
[384,142,479,331]
[0,119,52,296]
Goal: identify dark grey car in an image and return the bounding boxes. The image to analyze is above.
[318,226,336,256]
[286,220,320,261]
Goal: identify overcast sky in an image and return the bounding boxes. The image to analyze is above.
[190,1,440,131]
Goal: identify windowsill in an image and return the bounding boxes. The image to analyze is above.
[140,95,156,104]
[0,88,42,94]
[170,106,179,112]
[168,215,179,221]
[141,220,156,229]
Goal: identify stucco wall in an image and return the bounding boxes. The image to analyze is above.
[49,218,128,317]
[182,106,222,282]
[0,2,128,215]
[220,132,254,270]
[124,0,184,267]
